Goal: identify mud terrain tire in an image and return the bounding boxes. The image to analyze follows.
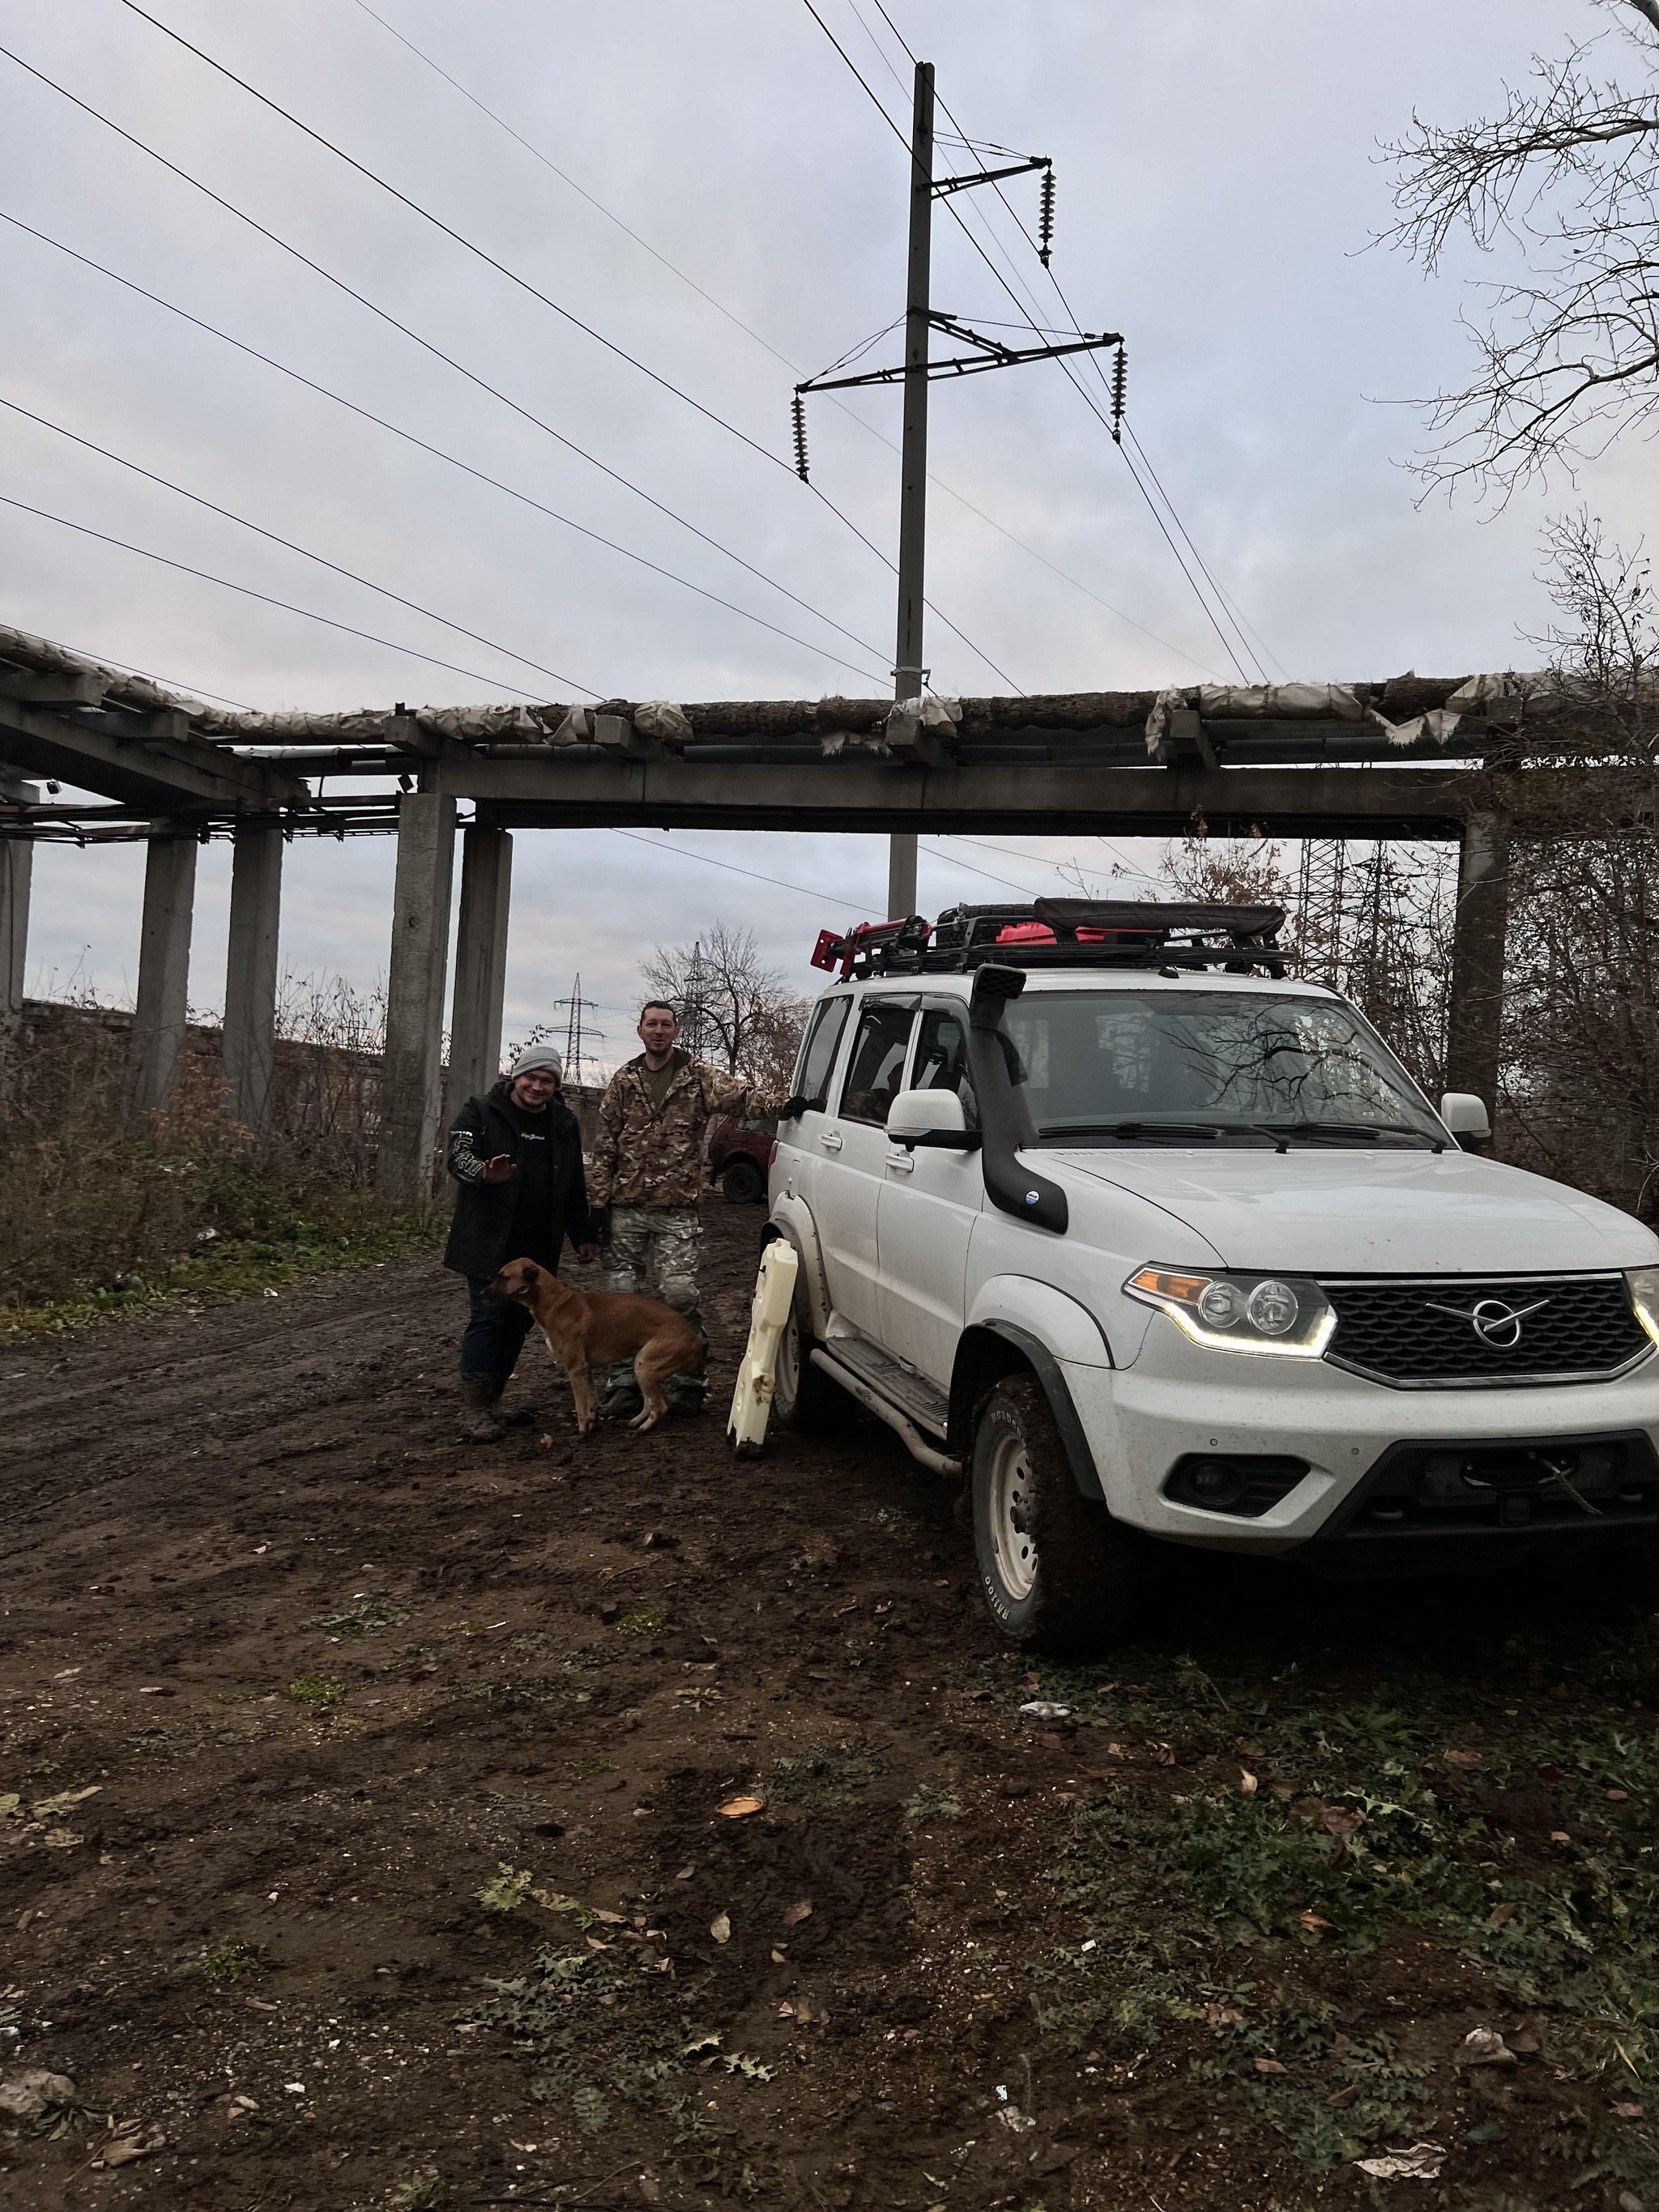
[971,1373,1139,1652]
[772,1277,859,1435]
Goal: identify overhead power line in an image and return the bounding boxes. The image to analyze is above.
[0,211,891,688]
[878,4,1285,684]
[804,0,1275,687]
[0,393,596,694]
[0,492,556,697]
[0,58,906,688]
[351,0,1218,680]
[110,2,1020,692]
[607,829,868,915]
[117,1,788,475]
[0,633,254,712]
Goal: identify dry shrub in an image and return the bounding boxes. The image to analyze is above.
[0,973,419,1316]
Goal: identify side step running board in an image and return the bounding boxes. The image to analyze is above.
[810,1349,962,1478]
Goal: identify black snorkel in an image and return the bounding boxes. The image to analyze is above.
[965,964,1068,1236]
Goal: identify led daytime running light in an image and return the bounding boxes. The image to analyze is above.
[1125,1264,1336,1357]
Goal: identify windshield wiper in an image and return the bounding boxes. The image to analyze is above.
[1257,1119,1445,1153]
[1040,1119,1223,1143]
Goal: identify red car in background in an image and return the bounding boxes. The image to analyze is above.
[708,1113,776,1204]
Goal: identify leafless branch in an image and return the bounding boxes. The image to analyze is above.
[1382,31,1659,493]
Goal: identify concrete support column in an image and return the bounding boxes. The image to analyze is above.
[224,818,284,1132]
[887,830,918,921]
[376,791,455,1205]
[0,772,33,1039]
[449,825,512,1109]
[1445,811,1512,1115]
[0,834,28,1030]
[130,828,198,1118]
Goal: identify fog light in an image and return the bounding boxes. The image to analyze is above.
[1186,1458,1247,1510]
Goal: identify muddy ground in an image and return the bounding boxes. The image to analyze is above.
[4,1200,1659,2210]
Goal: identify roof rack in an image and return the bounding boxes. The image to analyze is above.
[809,898,1288,979]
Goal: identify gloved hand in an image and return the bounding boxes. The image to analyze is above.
[590,1204,612,1247]
[778,1094,812,1122]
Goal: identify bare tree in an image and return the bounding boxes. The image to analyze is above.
[640,923,808,1086]
[1157,829,1456,1097]
[1384,1,1659,496]
[1482,511,1659,1207]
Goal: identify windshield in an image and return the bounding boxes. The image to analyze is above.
[1002,990,1444,1147]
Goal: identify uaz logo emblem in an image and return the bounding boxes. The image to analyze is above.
[1423,1294,1551,1349]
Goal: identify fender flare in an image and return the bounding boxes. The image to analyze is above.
[951,1315,1108,1503]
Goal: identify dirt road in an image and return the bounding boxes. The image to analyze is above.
[3,1201,1658,2210]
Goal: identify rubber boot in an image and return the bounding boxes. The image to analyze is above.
[458,1374,507,1444]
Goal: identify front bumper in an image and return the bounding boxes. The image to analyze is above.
[1064,1325,1659,1565]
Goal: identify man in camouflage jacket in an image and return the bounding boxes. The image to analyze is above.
[590,999,804,1414]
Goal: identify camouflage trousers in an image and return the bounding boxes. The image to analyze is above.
[603,1205,702,1312]
[603,1206,706,1407]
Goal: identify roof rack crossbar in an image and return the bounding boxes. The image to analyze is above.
[809,901,1288,980]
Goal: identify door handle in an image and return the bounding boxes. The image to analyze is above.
[885,1151,915,1175]
[818,1130,843,1153]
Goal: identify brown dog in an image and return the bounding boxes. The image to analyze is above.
[488,1257,703,1434]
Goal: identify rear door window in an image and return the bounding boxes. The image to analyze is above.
[792,995,853,1112]
[839,1001,918,1126]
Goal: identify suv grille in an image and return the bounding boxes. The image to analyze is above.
[1319,1273,1652,1389]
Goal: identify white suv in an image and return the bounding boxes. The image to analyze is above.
[764,899,1659,1650]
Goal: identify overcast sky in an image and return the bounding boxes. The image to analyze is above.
[3,0,1646,1071]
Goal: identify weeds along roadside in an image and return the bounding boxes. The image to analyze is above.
[0,985,437,1335]
[962,1626,1659,2189]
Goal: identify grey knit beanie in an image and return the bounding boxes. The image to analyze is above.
[509,1043,564,1082]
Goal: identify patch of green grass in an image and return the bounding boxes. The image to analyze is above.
[309,1596,412,1640]
[765,1741,888,1809]
[200,1938,268,1984]
[613,1607,668,1637]
[1031,1622,1659,2176]
[286,1674,348,1713]
[1,1201,433,1339]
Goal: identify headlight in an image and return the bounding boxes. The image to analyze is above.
[1627,1266,1659,1348]
[1125,1265,1336,1357]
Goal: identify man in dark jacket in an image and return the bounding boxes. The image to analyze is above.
[444,1043,597,1442]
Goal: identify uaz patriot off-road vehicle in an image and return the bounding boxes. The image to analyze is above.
[761,898,1659,1648]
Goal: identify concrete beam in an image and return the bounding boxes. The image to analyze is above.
[376,791,456,1207]
[130,829,198,1118]
[224,820,284,1133]
[0,695,305,813]
[459,758,1474,838]
[1445,811,1512,1116]
[448,826,512,1110]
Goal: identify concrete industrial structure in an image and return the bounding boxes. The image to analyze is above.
[0,624,1529,1204]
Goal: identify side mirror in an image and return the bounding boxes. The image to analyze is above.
[1439,1092,1492,1151]
[886,1088,970,1146]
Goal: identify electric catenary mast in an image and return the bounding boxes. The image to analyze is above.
[792,61,1124,918]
